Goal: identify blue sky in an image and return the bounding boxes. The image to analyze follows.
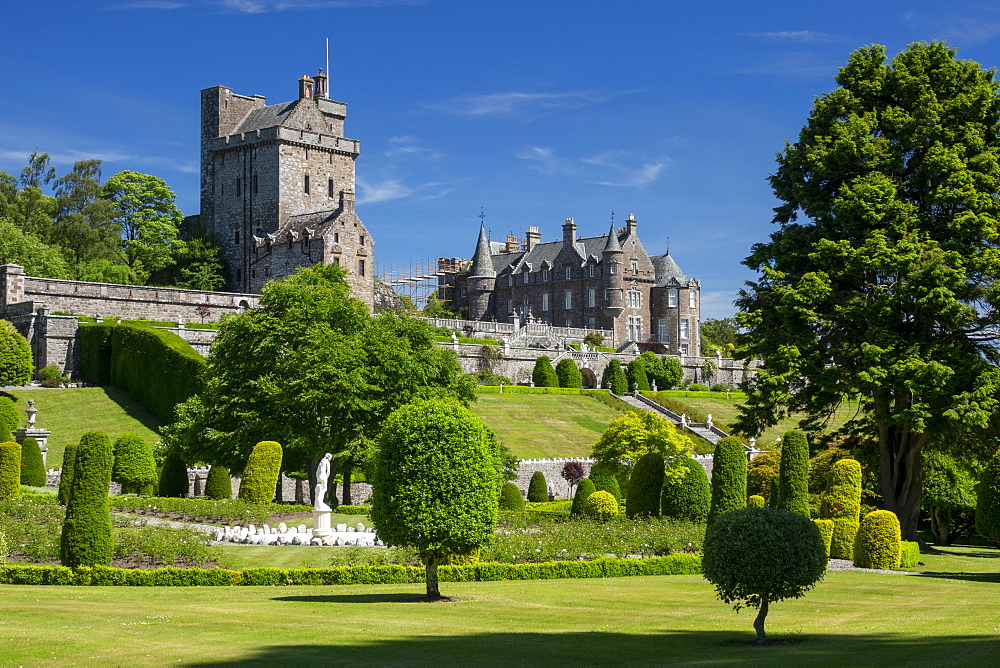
[3,1,1000,318]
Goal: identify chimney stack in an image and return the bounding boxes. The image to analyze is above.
[525,226,541,250]
[314,69,328,99]
[298,74,315,100]
[562,217,577,246]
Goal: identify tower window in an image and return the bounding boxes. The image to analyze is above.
[236,177,241,197]
[609,262,618,275]
[564,291,572,309]
[328,178,334,198]
[658,318,668,343]
[680,318,689,339]
[523,268,529,285]
[304,174,310,194]
[234,230,239,245]
[358,259,365,277]
[542,293,550,311]
[253,174,258,194]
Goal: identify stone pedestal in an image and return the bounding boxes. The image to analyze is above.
[313,510,333,537]
[15,428,51,466]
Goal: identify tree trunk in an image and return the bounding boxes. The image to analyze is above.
[753,599,768,644]
[930,506,952,547]
[877,410,926,541]
[342,460,353,506]
[425,555,441,599]
[274,475,283,504]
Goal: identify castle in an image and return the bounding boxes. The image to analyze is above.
[449,216,701,352]
[200,71,375,306]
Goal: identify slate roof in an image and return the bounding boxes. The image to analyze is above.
[489,233,617,273]
[231,100,298,134]
[650,252,688,285]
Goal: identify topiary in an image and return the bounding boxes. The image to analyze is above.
[60,430,114,567]
[0,441,21,501]
[111,433,158,495]
[702,507,826,644]
[0,319,33,387]
[976,447,1000,545]
[555,358,583,389]
[899,540,920,568]
[601,359,628,394]
[499,482,525,510]
[158,451,189,498]
[58,443,78,505]
[688,383,710,392]
[238,441,283,504]
[584,490,619,521]
[626,359,650,391]
[660,455,710,520]
[776,430,810,517]
[570,478,596,516]
[821,458,862,559]
[708,436,747,524]
[853,509,901,570]
[527,470,548,502]
[531,356,558,388]
[204,465,233,500]
[0,397,19,433]
[0,422,12,444]
[813,519,834,558]
[590,467,622,501]
[747,495,765,508]
[627,452,665,518]
[19,437,46,487]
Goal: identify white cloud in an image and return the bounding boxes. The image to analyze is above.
[356,178,413,204]
[111,1,186,8]
[942,18,1000,43]
[732,52,836,77]
[215,0,421,12]
[517,147,668,189]
[743,30,835,43]
[698,290,740,320]
[384,136,442,160]
[0,147,197,173]
[425,90,631,117]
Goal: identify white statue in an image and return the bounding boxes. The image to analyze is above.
[706,413,713,429]
[450,332,459,344]
[314,453,333,511]
[26,399,37,427]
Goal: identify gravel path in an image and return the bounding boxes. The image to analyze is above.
[826,558,915,575]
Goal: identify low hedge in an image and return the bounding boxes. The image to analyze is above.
[641,390,748,400]
[334,504,372,515]
[899,540,920,568]
[476,386,613,395]
[434,335,502,346]
[0,554,701,587]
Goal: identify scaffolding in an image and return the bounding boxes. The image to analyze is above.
[375,257,468,309]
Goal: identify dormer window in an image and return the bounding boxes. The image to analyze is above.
[542,269,549,282]
[507,274,513,287]
[589,264,595,278]
[565,266,572,280]
[523,267,529,285]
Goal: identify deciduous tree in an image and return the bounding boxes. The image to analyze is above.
[101,170,183,279]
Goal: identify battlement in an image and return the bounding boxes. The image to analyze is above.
[208,126,359,155]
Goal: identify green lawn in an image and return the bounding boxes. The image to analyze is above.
[3,546,999,665]
[471,394,618,458]
[7,387,163,469]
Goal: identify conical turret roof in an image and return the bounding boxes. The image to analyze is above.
[469,223,496,278]
[602,224,622,254]
[652,251,688,286]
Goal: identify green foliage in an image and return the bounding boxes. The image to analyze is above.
[555,358,583,389]
[203,465,232,500]
[110,496,311,524]
[0,397,19,432]
[0,319,33,387]
[19,437,46,487]
[527,470,548,502]
[700,317,740,355]
[702,507,826,643]
[976,447,1000,544]
[600,359,628,394]
[334,505,372,515]
[853,510,902,570]
[776,430,810,517]
[60,430,113,567]
[708,436,747,524]
[532,356,559,388]
[688,384,709,392]
[499,482,525,511]
[813,519,834,558]
[899,541,920,568]
[111,433,157,494]
[0,422,11,444]
[0,528,7,564]
[747,495,765,508]
[570,478,596,516]
[626,358,650,391]
[626,452,664,518]
[591,411,693,479]
[822,458,862,559]
[660,456,711,520]
[238,441,282,504]
[584,490,619,521]
[157,451,189,498]
[101,170,183,279]
[923,450,979,546]
[57,444,77,505]
[746,448,780,504]
[0,441,21,501]
[589,467,622,501]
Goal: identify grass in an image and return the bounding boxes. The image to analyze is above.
[7,387,163,469]
[471,394,618,458]
[3,546,1000,665]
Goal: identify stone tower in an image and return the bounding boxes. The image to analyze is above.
[601,223,624,319]
[467,222,496,320]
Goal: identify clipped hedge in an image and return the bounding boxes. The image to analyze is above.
[813,519,834,558]
[776,429,810,517]
[238,441,283,504]
[527,471,548,503]
[854,510,902,570]
[899,541,920,568]
[476,386,613,396]
[158,451,189,498]
[58,443,78,505]
[60,430,114,567]
[19,437,46,488]
[584,491,620,521]
[642,390,748,400]
[0,319,32,387]
[626,452,664,518]
[0,397,19,432]
[111,433,157,495]
[822,458,862,560]
[747,495,765,508]
[555,358,583,389]
[601,359,628,394]
[708,436,747,524]
[334,504,373,515]
[203,465,233,500]
[570,478,596,516]
[0,442,21,501]
[499,482,525,511]
[660,456,711,520]
[0,554,703,587]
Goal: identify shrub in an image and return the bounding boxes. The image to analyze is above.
[0,319,32,387]
[747,495,765,508]
[238,441,282,504]
[590,467,622,501]
[626,359,650,391]
[853,510,902,570]
[899,540,920,568]
[702,507,826,644]
[584,490,619,520]
[19,437,46,487]
[111,433,157,495]
[923,450,977,546]
[158,451,189,498]
[60,430,114,567]
[204,465,233,500]
[58,444,77,505]
[570,478,596,516]
[0,441,21,501]
[555,358,583,389]
[821,458,862,559]
[531,356,558,388]
[708,436,747,524]
[626,453,665,518]
[527,471,548,502]
[499,482,525,510]
[813,519,834,558]
[661,456,711,520]
[601,359,628,394]
[976,447,1000,544]
[688,383,710,392]
[710,384,729,393]
[776,430,810,517]
[0,422,11,444]
[0,397,19,432]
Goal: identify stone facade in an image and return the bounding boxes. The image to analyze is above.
[452,216,701,352]
[201,72,374,307]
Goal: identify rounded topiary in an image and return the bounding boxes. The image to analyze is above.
[853,510,902,569]
[626,452,665,518]
[60,430,114,567]
[747,494,765,508]
[0,397,19,432]
[555,358,583,389]
[19,437,45,487]
[0,441,21,500]
[601,359,628,394]
[238,441,283,504]
[0,422,12,444]
[660,456,711,520]
[531,356,558,388]
[708,436,747,524]
[499,481,525,510]
[570,477,596,516]
[58,443,78,505]
[157,451,189,498]
[702,507,826,644]
[626,359,650,392]
[746,450,781,504]
[590,469,622,501]
[821,458,862,559]
[585,490,619,520]
[204,465,233,500]
[527,470,548,502]
[111,433,158,495]
[0,319,33,387]
[813,519,834,558]
[976,447,1000,544]
[776,430,810,517]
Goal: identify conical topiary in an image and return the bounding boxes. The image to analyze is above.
[570,478,597,516]
[58,443,78,505]
[0,441,21,501]
[590,468,622,501]
[531,357,559,388]
[158,451,189,498]
[204,465,233,500]
[626,452,664,518]
[19,437,46,487]
[776,429,810,517]
[527,470,548,502]
[498,482,525,511]
[60,430,113,567]
[238,441,283,504]
[661,456,711,520]
[821,458,862,559]
[708,436,747,525]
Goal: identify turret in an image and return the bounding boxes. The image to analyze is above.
[601,223,624,318]
[314,69,328,99]
[467,223,496,320]
[298,74,314,100]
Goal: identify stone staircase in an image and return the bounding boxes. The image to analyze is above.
[613,391,729,445]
